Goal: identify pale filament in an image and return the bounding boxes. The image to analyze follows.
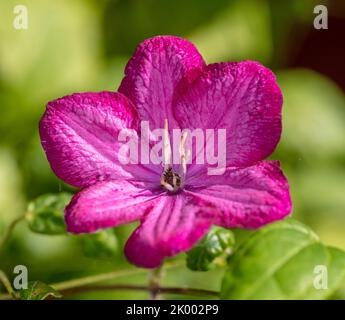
[179,131,189,179]
[163,119,172,170]
[160,119,189,192]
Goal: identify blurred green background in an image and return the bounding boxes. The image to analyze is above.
[1,0,345,299]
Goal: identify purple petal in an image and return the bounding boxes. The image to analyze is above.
[39,91,159,188]
[118,36,205,129]
[65,180,163,233]
[186,161,292,229]
[174,61,283,167]
[124,193,213,268]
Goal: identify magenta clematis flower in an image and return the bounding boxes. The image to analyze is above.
[39,36,292,268]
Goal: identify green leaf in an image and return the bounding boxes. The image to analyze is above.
[221,219,345,299]
[18,281,62,300]
[26,193,72,235]
[79,228,118,259]
[187,227,235,271]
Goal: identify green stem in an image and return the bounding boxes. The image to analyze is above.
[60,284,219,298]
[0,270,15,298]
[148,265,164,300]
[52,268,146,291]
[51,260,181,292]
[0,266,157,300]
[52,260,184,293]
[0,214,26,249]
[0,261,219,300]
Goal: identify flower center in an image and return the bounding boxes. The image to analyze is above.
[160,167,181,192]
[159,119,188,193]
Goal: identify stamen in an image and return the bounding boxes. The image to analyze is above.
[160,167,181,192]
[163,119,172,169]
[160,178,175,192]
[179,131,188,178]
[160,120,188,192]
